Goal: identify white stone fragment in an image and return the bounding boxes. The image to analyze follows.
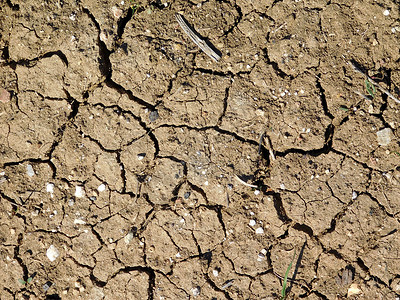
[97,183,106,192]
[383,9,390,16]
[255,227,264,234]
[124,231,134,244]
[137,154,145,160]
[254,190,260,195]
[46,245,60,262]
[46,183,55,193]
[75,186,85,198]
[74,218,86,225]
[191,287,201,296]
[213,269,219,277]
[249,219,256,226]
[377,128,393,146]
[352,191,358,200]
[26,164,35,177]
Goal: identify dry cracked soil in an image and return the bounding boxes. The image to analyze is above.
[1,0,400,299]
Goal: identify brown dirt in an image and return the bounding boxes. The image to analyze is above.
[1,0,400,299]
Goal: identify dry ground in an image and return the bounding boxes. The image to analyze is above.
[1,0,400,299]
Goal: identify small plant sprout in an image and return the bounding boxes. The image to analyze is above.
[18,276,33,285]
[128,0,140,16]
[365,79,376,98]
[280,251,296,300]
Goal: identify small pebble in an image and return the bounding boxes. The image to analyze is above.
[46,183,55,193]
[249,219,256,226]
[26,164,35,177]
[377,128,393,146]
[75,186,85,198]
[191,286,201,297]
[124,231,134,244]
[213,269,219,277]
[352,191,358,200]
[149,110,159,122]
[97,183,106,192]
[255,227,264,234]
[383,9,390,16]
[46,245,60,262]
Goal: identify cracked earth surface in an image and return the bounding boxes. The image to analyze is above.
[1,0,400,299]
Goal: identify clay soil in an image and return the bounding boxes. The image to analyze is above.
[1,0,400,299]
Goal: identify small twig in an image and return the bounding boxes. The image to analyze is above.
[175,13,221,62]
[234,174,258,188]
[348,61,400,104]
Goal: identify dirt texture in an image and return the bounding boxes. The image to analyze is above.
[1,0,400,299]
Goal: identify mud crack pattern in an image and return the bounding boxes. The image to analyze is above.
[1,0,400,299]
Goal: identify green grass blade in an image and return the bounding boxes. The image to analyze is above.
[365,79,376,98]
[280,251,296,300]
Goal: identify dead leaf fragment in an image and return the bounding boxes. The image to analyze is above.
[0,88,10,103]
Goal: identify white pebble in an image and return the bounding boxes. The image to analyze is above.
[46,183,55,193]
[74,218,86,225]
[137,154,145,161]
[213,269,219,277]
[383,9,390,16]
[377,128,393,146]
[255,227,264,234]
[254,190,260,195]
[352,191,358,200]
[280,183,286,190]
[191,287,201,296]
[75,186,85,198]
[46,245,60,262]
[249,219,256,226]
[26,164,35,177]
[97,183,106,192]
[124,231,134,244]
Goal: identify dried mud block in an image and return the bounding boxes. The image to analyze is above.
[0,65,17,94]
[80,0,124,50]
[115,235,145,266]
[153,273,190,299]
[314,253,354,298]
[249,273,282,299]
[69,231,101,268]
[328,157,370,203]
[269,152,343,191]
[266,8,321,76]
[103,271,149,299]
[162,71,229,127]
[222,71,330,151]
[0,162,53,200]
[236,0,271,15]
[110,34,181,105]
[368,170,400,216]
[120,135,156,194]
[141,216,180,273]
[361,229,400,285]
[169,259,227,299]
[52,127,123,190]
[87,84,145,115]
[0,246,24,295]
[0,201,24,245]
[270,229,321,293]
[321,3,400,62]
[205,252,252,298]
[94,214,131,244]
[215,11,269,73]
[333,113,400,171]
[16,56,67,98]
[142,158,185,205]
[9,2,102,99]
[153,127,260,205]
[320,194,399,264]
[0,92,70,163]
[75,105,146,150]
[92,247,123,282]
[223,235,268,277]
